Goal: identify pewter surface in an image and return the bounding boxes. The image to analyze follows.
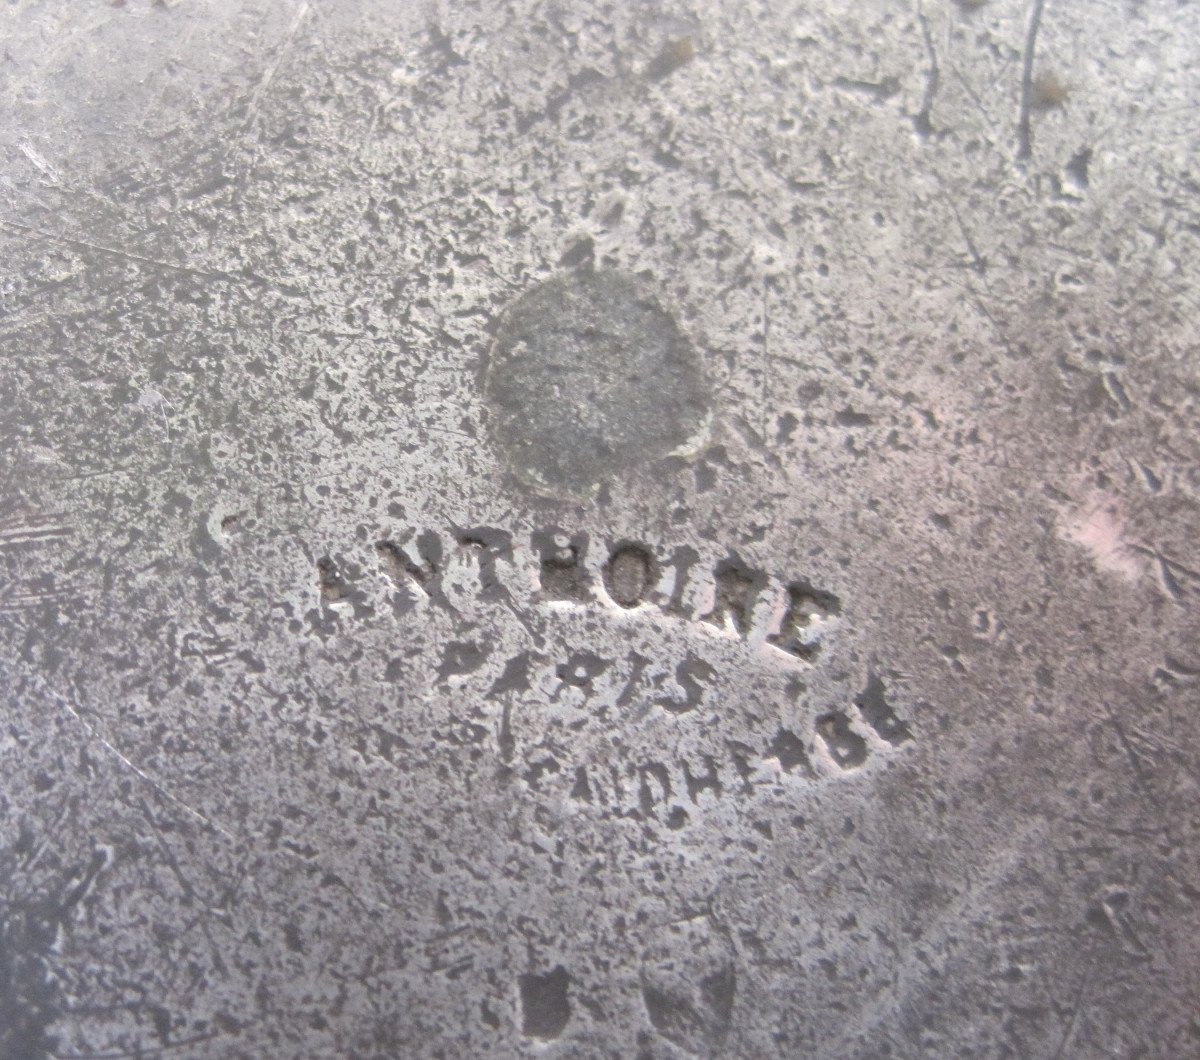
[486,270,709,497]
[1,2,1198,1058]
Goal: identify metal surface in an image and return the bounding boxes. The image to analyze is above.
[1,1,1198,1056]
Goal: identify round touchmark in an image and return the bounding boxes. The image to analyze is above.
[484,270,711,498]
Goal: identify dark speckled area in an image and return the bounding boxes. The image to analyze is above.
[486,270,710,498]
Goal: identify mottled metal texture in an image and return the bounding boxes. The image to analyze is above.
[0,1,1198,1057]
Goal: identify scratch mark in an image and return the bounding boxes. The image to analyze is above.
[1050,977,1087,1059]
[1016,0,1047,161]
[1102,371,1132,412]
[950,62,996,127]
[56,464,170,483]
[829,820,1047,1055]
[1101,699,1161,811]
[52,689,236,842]
[138,797,231,978]
[17,141,63,185]
[1130,543,1198,600]
[913,9,940,138]
[243,1,311,130]
[1153,555,1184,600]
[949,201,987,274]
[0,588,77,614]
[421,424,477,442]
[0,218,250,286]
[832,76,901,101]
[20,804,71,876]
[500,590,538,639]
[943,275,1021,361]
[0,518,71,550]
[761,280,771,442]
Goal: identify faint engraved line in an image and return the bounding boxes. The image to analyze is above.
[49,688,237,842]
[0,218,250,286]
[1016,0,1048,161]
[243,1,312,131]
